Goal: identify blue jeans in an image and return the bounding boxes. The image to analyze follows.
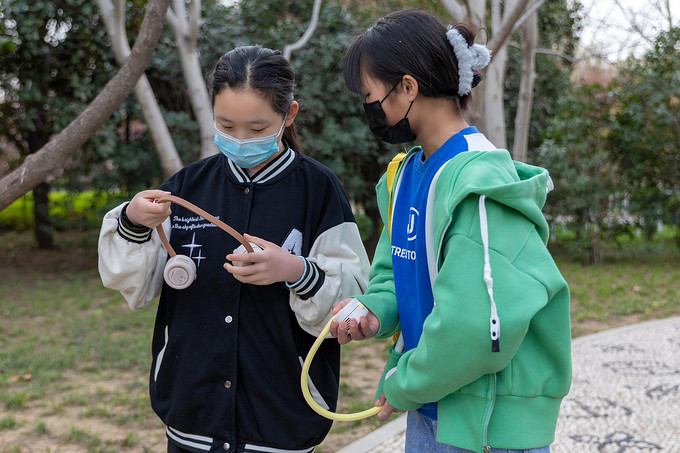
[405,411,551,453]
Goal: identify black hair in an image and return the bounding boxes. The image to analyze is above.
[343,9,482,111]
[209,45,302,151]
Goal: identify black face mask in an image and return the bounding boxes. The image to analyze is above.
[363,81,416,144]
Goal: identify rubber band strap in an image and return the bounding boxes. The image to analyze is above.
[301,317,383,421]
[154,194,254,256]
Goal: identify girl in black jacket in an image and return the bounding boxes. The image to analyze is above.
[99,45,369,453]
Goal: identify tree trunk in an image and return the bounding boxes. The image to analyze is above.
[134,77,184,177]
[512,7,538,163]
[24,109,55,249]
[447,0,532,148]
[483,0,510,148]
[440,0,464,21]
[166,0,216,159]
[176,36,216,159]
[483,51,508,148]
[450,0,486,132]
[97,0,183,178]
[33,183,54,249]
[0,0,172,211]
[590,229,602,265]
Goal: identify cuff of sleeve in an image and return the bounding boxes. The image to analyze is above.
[382,349,423,412]
[359,296,401,339]
[117,203,153,243]
[375,343,404,401]
[286,256,325,300]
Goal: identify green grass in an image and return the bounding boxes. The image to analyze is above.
[0,415,18,430]
[549,235,680,336]
[65,426,120,452]
[32,420,48,435]
[0,229,160,449]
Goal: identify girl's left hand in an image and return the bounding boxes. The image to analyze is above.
[224,234,305,286]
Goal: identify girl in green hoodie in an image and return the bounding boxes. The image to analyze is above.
[330,9,571,453]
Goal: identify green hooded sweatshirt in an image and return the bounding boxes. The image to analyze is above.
[356,148,571,453]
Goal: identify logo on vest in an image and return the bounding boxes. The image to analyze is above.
[392,246,416,261]
[407,207,418,241]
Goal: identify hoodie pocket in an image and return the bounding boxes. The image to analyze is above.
[154,325,169,382]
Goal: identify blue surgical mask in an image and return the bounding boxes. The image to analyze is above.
[214,117,287,169]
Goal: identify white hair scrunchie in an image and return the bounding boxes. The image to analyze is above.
[446,26,491,96]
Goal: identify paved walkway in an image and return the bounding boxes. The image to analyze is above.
[337,317,680,453]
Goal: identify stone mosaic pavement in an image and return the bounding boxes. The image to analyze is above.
[337,317,680,453]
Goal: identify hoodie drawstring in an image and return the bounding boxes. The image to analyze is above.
[479,195,500,353]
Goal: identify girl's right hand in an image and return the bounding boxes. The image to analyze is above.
[125,190,172,229]
[329,298,380,344]
[375,392,404,422]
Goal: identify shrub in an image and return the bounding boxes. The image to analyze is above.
[0,191,130,231]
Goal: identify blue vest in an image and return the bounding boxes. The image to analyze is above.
[391,127,479,419]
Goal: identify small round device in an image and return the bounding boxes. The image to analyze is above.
[231,243,262,267]
[163,254,197,290]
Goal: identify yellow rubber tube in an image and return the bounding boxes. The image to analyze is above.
[301,317,382,421]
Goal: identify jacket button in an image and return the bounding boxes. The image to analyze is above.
[224,380,232,388]
[225,315,233,323]
[223,442,230,450]
[244,187,250,195]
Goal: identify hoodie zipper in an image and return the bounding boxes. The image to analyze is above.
[482,373,497,453]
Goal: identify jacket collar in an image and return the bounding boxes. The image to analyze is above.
[225,146,296,184]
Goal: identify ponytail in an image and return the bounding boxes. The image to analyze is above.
[283,122,303,153]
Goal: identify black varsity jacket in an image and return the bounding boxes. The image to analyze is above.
[98,149,370,453]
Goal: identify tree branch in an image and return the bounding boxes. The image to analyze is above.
[0,0,172,211]
[114,0,126,43]
[510,0,547,35]
[283,0,323,61]
[189,0,201,43]
[508,41,581,63]
[165,0,180,34]
[488,0,532,54]
[439,0,465,23]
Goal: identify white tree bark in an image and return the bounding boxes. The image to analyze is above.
[512,6,538,163]
[453,0,486,129]
[96,0,183,178]
[0,0,171,211]
[441,0,534,150]
[482,0,511,148]
[440,0,465,22]
[283,0,323,61]
[166,0,216,159]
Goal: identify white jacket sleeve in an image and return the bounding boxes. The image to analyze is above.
[288,222,370,336]
[97,202,170,311]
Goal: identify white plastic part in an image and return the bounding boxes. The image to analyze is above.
[231,243,263,267]
[163,255,197,290]
[334,298,369,333]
